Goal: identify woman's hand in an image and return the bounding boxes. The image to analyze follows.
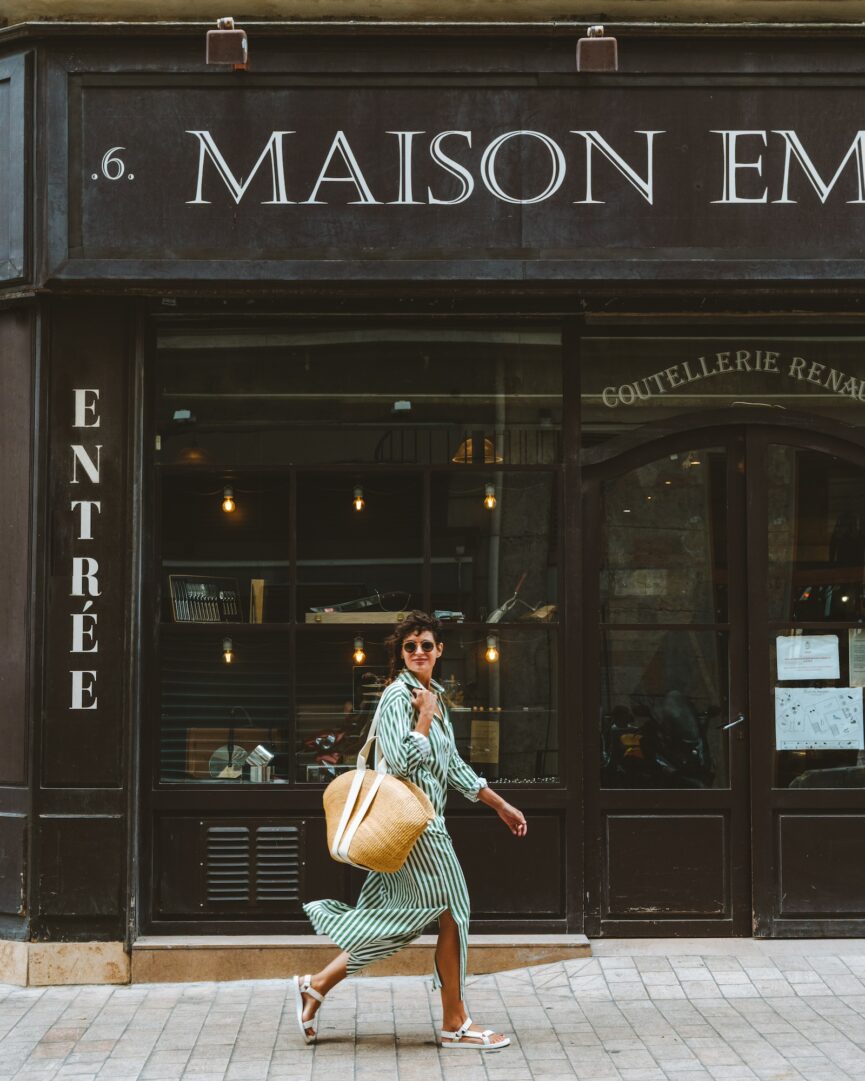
[408,686,437,737]
[477,787,527,837]
[497,801,528,838]
[409,686,438,719]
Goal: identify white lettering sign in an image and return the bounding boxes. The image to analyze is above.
[600,348,865,407]
[69,389,102,711]
[182,127,865,209]
[187,127,663,206]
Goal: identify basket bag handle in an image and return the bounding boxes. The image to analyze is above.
[328,689,399,865]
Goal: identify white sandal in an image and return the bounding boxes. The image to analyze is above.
[293,974,325,1044]
[440,1015,510,1051]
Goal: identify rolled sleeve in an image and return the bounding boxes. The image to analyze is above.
[447,744,488,802]
[408,731,432,760]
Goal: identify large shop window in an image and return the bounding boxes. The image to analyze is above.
[154,326,562,786]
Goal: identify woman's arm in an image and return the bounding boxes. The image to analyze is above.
[373,684,432,779]
[439,699,528,833]
[446,743,489,802]
[477,785,528,837]
[445,744,528,836]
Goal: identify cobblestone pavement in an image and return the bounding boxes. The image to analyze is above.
[2,940,865,1081]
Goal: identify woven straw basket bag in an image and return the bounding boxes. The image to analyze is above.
[323,690,435,874]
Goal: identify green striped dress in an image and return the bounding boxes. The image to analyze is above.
[303,669,487,997]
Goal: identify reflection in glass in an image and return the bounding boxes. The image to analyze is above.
[157,327,562,467]
[768,446,865,622]
[600,449,727,624]
[160,629,290,782]
[600,630,729,789]
[431,472,558,622]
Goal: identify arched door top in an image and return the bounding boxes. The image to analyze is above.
[582,409,865,470]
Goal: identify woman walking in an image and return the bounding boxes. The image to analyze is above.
[296,610,527,1051]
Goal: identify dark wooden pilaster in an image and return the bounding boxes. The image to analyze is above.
[27,298,136,942]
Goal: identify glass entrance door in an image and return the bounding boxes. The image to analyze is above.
[583,433,751,935]
[584,427,865,937]
[748,431,865,936]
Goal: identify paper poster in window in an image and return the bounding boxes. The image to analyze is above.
[774,687,864,751]
[849,629,865,688]
[776,635,840,681]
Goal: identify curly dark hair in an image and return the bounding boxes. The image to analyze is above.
[384,610,443,682]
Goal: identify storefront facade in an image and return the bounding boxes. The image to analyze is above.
[2,13,865,982]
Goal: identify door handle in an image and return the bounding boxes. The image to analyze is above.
[720,713,746,730]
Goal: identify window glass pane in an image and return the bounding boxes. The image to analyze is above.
[771,629,865,789]
[768,445,865,623]
[296,471,422,617]
[294,625,558,785]
[154,323,562,790]
[601,629,729,789]
[161,472,290,623]
[601,449,727,624]
[582,337,865,445]
[431,471,558,623]
[443,626,558,785]
[295,628,387,784]
[159,628,290,783]
[768,444,865,789]
[157,326,562,466]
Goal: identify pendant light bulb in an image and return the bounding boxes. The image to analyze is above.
[483,482,497,511]
[353,485,365,512]
[222,637,234,664]
[352,636,366,665]
[221,486,236,513]
[485,635,500,663]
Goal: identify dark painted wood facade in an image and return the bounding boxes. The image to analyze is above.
[2,20,865,948]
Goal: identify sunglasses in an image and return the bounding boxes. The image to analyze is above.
[403,640,436,654]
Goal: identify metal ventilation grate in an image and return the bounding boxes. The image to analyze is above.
[203,821,303,910]
[255,826,301,903]
[206,826,250,904]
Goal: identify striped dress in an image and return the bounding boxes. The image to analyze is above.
[303,669,487,998]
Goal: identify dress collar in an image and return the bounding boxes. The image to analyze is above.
[398,669,445,695]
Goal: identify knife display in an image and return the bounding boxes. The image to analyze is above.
[169,576,242,623]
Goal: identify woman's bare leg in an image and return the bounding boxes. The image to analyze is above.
[436,910,506,1046]
[301,951,350,1032]
[437,910,465,1031]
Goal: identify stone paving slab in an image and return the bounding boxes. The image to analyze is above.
[2,941,865,1081]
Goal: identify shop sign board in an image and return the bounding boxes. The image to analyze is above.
[579,336,865,430]
[50,78,865,283]
[42,303,130,788]
[68,389,103,714]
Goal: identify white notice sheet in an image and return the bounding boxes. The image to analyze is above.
[849,629,865,688]
[774,687,864,751]
[776,635,840,681]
